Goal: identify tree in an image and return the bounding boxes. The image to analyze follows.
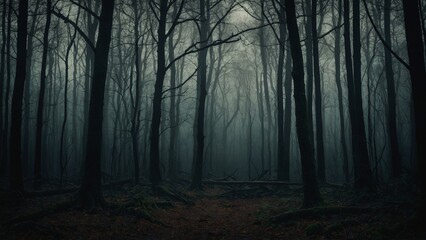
[9,0,29,191]
[383,0,402,178]
[191,0,210,190]
[34,0,52,189]
[311,0,325,183]
[285,0,321,208]
[343,0,374,191]
[276,0,287,181]
[78,0,115,209]
[401,0,426,204]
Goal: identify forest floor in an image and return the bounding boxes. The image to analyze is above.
[0,181,425,239]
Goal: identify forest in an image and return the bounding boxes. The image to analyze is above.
[0,0,425,239]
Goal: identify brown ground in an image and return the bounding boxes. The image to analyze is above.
[0,185,424,239]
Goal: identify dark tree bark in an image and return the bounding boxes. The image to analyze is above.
[2,0,12,181]
[276,0,287,181]
[131,0,142,184]
[285,0,321,208]
[352,0,374,190]
[303,0,315,159]
[34,0,52,189]
[282,41,293,182]
[0,0,7,175]
[383,0,402,178]
[78,0,115,209]
[23,0,41,173]
[401,0,426,204]
[259,2,273,175]
[311,0,325,183]
[191,0,209,190]
[9,0,29,191]
[343,0,374,191]
[333,0,349,183]
[167,4,179,181]
[150,0,168,186]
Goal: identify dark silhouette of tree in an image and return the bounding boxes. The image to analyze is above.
[9,0,29,192]
[78,0,115,209]
[34,0,52,189]
[343,0,374,191]
[311,0,326,183]
[285,0,321,208]
[401,0,426,207]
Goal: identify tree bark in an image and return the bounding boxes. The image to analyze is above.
[401,0,426,207]
[383,0,402,178]
[285,0,321,208]
[34,0,52,189]
[79,0,115,209]
[9,0,29,192]
[311,0,326,183]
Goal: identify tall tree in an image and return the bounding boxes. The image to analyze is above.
[0,0,7,175]
[383,0,402,178]
[311,0,325,183]
[401,0,426,206]
[9,0,29,191]
[276,0,287,181]
[285,0,321,208]
[131,0,142,184]
[191,0,209,190]
[34,0,52,189]
[333,0,349,183]
[343,0,374,190]
[78,0,115,209]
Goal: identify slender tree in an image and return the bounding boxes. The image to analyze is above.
[285,0,321,208]
[9,0,29,191]
[34,0,52,189]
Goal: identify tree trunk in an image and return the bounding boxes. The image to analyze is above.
[131,0,142,184]
[285,0,321,208]
[0,0,7,176]
[383,0,402,178]
[283,41,293,182]
[401,0,426,208]
[311,0,326,183]
[9,0,29,192]
[150,0,168,186]
[276,0,287,181]
[333,0,349,183]
[352,0,374,190]
[191,0,209,190]
[34,0,52,190]
[79,0,115,209]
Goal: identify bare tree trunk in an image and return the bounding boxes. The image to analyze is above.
[131,0,142,184]
[191,0,209,190]
[79,0,115,209]
[283,41,292,182]
[9,0,29,192]
[0,0,7,176]
[383,0,402,178]
[34,0,52,189]
[276,0,287,181]
[332,0,349,183]
[149,0,168,186]
[401,0,426,210]
[285,0,321,208]
[352,0,374,190]
[312,0,326,183]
